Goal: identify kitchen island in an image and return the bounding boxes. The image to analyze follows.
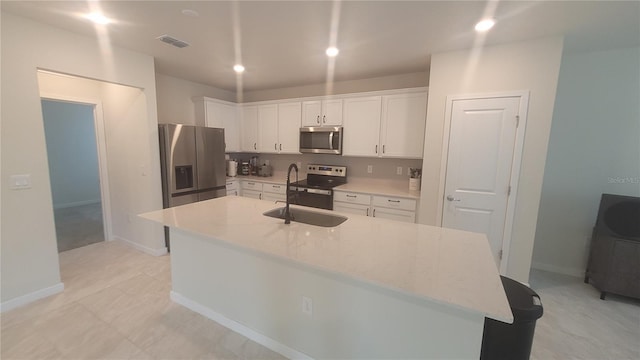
[140,196,512,359]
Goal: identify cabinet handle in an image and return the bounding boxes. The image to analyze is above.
[346,194,357,198]
[373,208,376,217]
[248,182,254,185]
[254,143,256,150]
[383,145,385,153]
[317,115,320,124]
[273,185,280,188]
[275,143,277,150]
[280,143,282,151]
[259,193,262,200]
[323,115,326,123]
[388,199,400,203]
[366,208,369,216]
[375,145,378,154]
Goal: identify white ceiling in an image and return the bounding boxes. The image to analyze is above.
[3,1,639,92]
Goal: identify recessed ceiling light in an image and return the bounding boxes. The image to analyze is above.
[475,18,495,32]
[233,64,245,73]
[84,12,111,25]
[326,47,339,57]
[182,9,199,17]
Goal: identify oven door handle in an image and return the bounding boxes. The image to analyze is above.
[291,186,331,196]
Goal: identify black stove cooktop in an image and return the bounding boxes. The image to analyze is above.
[290,164,347,190]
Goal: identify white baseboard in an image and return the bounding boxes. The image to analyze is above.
[170,291,313,360]
[531,261,584,278]
[113,236,167,257]
[53,199,101,209]
[0,282,64,313]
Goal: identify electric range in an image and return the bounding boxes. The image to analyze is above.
[290,164,347,210]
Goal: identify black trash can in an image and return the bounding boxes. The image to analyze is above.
[480,275,544,360]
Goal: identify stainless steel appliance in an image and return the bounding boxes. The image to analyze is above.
[290,164,347,210]
[299,126,343,154]
[158,124,227,207]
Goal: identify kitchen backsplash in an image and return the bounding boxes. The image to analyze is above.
[228,153,422,180]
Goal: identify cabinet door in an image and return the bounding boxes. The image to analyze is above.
[372,207,416,223]
[241,189,262,200]
[322,99,343,126]
[277,102,301,154]
[240,106,258,152]
[263,192,286,202]
[257,104,279,153]
[333,202,370,217]
[342,96,382,157]
[381,92,427,158]
[220,103,240,152]
[204,100,224,128]
[302,101,322,126]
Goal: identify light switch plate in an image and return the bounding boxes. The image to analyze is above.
[10,174,32,190]
[396,166,403,175]
[367,165,373,174]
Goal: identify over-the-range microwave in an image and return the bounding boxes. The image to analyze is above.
[299,126,343,155]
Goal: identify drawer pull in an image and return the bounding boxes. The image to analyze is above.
[388,199,401,203]
[248,182,254,185]
[273,185,280,188]
[346,194,357,198]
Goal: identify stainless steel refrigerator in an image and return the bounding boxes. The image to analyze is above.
[159,124,226,248]
[159,124,227,206]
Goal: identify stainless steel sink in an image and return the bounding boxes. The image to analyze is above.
[263,207,348,227]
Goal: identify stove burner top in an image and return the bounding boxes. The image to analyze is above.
[291,164,347,190]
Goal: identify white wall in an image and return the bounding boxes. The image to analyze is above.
[42,100,101,208]
[1,12,164,304]
[419,37,565,283]
[155,73,236,125]
[532,46,640,277]
[243,71,429,102]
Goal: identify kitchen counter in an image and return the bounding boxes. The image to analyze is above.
[140,196,511,358]
[334,177,421,199]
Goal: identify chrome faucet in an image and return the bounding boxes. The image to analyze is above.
[284,163,299,224]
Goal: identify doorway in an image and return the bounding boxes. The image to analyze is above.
[41,99,108,252]
[440,92,528,273]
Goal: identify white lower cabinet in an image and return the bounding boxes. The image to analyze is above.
[226,179,239,196]
[263,183,286,202]
[241,181,263,200]
[333,190,416,223]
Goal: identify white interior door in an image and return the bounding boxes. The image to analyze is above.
[442,96,521,268]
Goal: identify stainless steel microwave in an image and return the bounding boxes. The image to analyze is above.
[299,126,343,154]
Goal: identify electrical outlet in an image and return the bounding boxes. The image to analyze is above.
[367,165,373,174]
[396,166,402,175]
[302,296,313,316]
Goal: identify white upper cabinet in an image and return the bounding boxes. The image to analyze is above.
[380,92,427,158]
[194,97,240,152]
[342,96,382,157]
[257,102,301,154]
[342,91,427,159]
[302,99,343,126]
[257,104,279,153]
[277,102,302,153]
[240,105,259,152]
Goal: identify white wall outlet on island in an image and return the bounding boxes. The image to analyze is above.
[367,165,373,174]
[397,166,403,175]
[302,296,313,316]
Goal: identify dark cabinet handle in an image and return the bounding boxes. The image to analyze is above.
[317,115,320,124]
[346,195,357,198]
[388,199,400,203]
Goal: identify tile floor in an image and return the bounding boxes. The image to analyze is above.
[54,203,105,252]
[1,241,638,359]
[529,269,639,360]
[0,241,284,360]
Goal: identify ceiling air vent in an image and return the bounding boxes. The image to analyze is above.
[157,34,190,48]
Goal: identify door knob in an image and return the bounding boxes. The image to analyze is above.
[446,195,460,202]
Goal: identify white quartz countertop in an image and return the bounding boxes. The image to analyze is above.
[140,196,512,323]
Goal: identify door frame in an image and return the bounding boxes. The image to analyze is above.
[437,91,529,274]
[40,92,113,243]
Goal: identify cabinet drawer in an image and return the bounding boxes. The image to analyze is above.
[372,207,416,223]
[241,181,263,191]
[372,196,416,211]
[241,189,262,200]
[263,192,286,202]
[226,180,239,191]
[334,191,371,206]
[263,183,286,195]
[333,202,370,217]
